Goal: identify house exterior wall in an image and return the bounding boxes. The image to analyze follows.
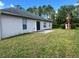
[26,19,36,32]
[1,15,23,38]
[1,15,52,38]
[40,21,52,30]
[1,15,36,38]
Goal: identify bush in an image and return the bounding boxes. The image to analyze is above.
[53,23,79,29]
[75,23,79,27]
[53,24,60,28]
[71,24,76,29]
[60,24,65,29]
[71,23,79,29]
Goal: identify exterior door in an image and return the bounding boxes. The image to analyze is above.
[36,21,40,30]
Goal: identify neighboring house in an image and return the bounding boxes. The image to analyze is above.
[0,8,53,39]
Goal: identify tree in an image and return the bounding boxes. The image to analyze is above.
[65,8,72,29]
[27,7,34,13]
[14,5,25,10]
[33,6,38,15]
[42,5,47,18]
[38,6,43,16]
[75,0,79,18]
[47,5,55,19]
[56,6,67,25]
[46,5,54,19]
[27,7,38,15]
[56,5,75,25]
[71,0,79,27]
[26,5,55,20]
[41,5,55,19]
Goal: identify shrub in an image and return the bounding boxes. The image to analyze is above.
[75,23,79,27]
[53,24,60,28]
[71,24,76,29]
[60,24,65,29]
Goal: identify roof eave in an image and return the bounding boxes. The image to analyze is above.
[1,11,53,22]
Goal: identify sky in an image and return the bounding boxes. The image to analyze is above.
[0,0,77,10]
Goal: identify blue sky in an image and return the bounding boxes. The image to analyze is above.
[0,0,76,10]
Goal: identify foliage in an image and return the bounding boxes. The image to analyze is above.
[14,5,25,10]
[56,5,75,24]
[26,5,55,20]
[52,24,60,28]
[55,4,79,28]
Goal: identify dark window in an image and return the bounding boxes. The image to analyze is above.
[22,18,27,30]
[23,24,27,29]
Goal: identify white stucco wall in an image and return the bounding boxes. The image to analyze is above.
[40,21,52,30]
[1,15,52,38]
[1,15,22,38]
[26,19,36,32]
[22,19,36,33]
[1,15,36,38]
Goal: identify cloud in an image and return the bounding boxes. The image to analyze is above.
[74,3,79,6]
[10,4,14,7]
[0,1,4,9]
[0,1,4,6]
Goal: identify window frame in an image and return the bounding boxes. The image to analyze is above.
[22,18,27,30]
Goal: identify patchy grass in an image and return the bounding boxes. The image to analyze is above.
[0,29,79,58]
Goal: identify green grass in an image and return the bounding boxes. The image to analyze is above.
[0,29,79,58]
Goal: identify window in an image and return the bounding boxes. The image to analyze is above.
[43,22,46,28]
[22,18,27,30]
[23,24,27,30]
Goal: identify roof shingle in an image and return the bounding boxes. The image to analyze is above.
[0,8,53,22]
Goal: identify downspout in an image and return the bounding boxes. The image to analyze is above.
[0,11,2,40]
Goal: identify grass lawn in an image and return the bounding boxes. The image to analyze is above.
[0,29,79,58]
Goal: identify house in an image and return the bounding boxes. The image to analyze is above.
[0,8,53,39]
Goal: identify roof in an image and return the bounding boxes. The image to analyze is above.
[0,8,53,22]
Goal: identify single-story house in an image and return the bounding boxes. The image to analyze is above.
[0,8,53,39]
